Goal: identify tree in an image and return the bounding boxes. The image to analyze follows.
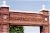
[9,25,24,33]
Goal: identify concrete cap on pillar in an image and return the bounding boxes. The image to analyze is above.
[0,0,10,7]
[40,4,48,11]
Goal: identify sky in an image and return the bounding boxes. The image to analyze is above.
[0,0,50,33]
[0,0,50,11]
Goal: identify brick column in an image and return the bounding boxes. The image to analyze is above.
[0,25,2,33]
[43,26,49,33]
[2,24,9,33]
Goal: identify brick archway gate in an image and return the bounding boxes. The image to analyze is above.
[0,7,49,33]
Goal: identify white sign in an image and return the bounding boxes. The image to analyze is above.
[23,26,40,33]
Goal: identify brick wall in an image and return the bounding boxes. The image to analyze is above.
[0,7,49,33]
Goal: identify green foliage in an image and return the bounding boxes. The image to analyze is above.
[9,25,24,33]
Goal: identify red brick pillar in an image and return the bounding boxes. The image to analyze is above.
[0,25,2,33]
[43,26,49,33]
[2,24,9,33]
